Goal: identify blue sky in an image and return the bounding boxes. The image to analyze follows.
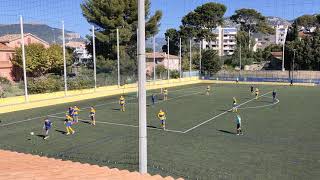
[0,0,319,37]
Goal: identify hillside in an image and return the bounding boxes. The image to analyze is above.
[0,24,84,44]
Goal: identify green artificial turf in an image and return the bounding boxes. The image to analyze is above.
[0,83,319,180]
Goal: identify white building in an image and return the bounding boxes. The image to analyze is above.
[275,25,288,45]
[202,26,237,56]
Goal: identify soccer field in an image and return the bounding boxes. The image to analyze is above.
[0,83,319,179]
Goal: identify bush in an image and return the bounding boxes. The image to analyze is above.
[68,75,94,90]
[0,77,24,98]
[0,76,11,85]
[28,75,62,94]
[170,70,180,79]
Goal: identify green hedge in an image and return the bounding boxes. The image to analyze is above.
[28,75,63,94]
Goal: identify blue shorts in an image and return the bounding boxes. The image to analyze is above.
[45,127,51,131]
[66,122,72,127]
[73,114,78,117]
[160,120,165,124]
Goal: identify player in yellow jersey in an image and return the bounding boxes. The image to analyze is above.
[64,114,75,135]
[119,96,126,112]
[157,109,166,130]
[163,88,168,101]
[73,106,80,123]
[232,97,238,112]
[255,88,260,99]
[206,85,211,96]
[89,106,96,126]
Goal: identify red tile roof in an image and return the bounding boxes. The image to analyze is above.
[0,43,14,51]
[0,33,49,46]
[0,150,184,180]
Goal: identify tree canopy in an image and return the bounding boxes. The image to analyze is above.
[81,0,162,73]
[181,2,226,41]
[12,44,71,78]
[230,8,273,34]
[296,15,318,29]
[201,49,221,74]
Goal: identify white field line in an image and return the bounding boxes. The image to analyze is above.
[238,97,280,110]
[182,91,273,133]
[0,89,202,127]
[48,115,185,134]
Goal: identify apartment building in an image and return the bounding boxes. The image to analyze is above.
[275,25,288,45]
[202,26,237,56]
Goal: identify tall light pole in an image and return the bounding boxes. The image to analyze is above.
[20,15,28,102]
[137,0,147,174]
[153,36,156,82]
[179,38,182,79]
[189,38,192,78]
[292,49,296,82]
[62,20,67,97]
[92,26,97,91]
[282,42,285,71]
[199,41,202,78]
[167,36,170,80]
[239,44,242,75]
[117,28,120,87]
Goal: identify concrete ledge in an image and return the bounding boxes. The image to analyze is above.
[0,77,200,114]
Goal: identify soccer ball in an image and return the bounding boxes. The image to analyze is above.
[30,132,34,136]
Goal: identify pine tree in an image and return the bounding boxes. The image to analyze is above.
[81,0,162,74]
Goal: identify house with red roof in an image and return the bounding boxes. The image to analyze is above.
[145,52,180,77]
[0,33,49,81]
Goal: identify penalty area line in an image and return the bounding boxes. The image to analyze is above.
[182,91,273,134]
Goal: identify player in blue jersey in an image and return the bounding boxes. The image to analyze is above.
[272,90,277,103]
[151,94,156,105]
[235,114,243,135]
[43,118,52,140]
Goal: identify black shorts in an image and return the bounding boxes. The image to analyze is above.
[236,124,241,129]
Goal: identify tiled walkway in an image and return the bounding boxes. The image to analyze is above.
[0,150,183,180]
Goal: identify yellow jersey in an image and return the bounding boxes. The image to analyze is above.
[158,111,166,120]
[73,107,80,115]
[90,108,96,116]
[119,97,125,105]
[163,89,168,95]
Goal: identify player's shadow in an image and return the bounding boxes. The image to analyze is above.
[218,129,236,135]
[112,108,121,111]
[147,125,162,130]
[80,120,91,125]
[55,129,66,135]
[36,134,46,138]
